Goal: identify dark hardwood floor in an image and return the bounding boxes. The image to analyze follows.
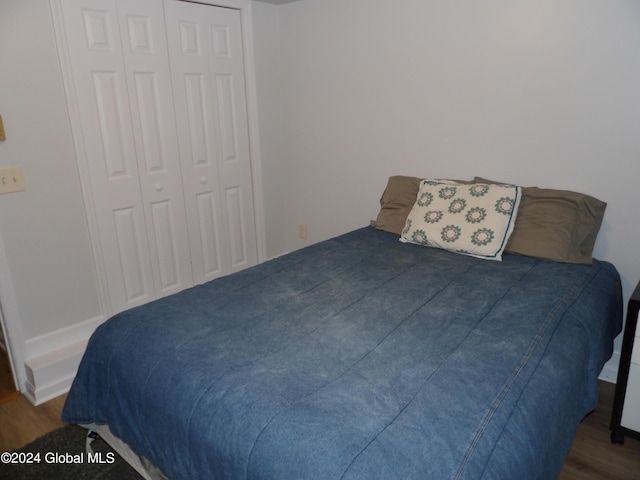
[0,349,19,404]
[559,381,640,479]
[1,379,639,478]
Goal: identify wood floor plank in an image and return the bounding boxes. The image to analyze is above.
[559,381,640,480]
[0,349,19,403]
[0,394,66,452]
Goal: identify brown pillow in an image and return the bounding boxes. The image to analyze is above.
[473,177,606,264]
[370,176,422,235]
[371,176,473,235]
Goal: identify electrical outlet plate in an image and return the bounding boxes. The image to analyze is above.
[297,223,308,239]
[0,166,26,194]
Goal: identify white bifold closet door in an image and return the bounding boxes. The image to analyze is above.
[57,0,257,315]
[164,0,257,285]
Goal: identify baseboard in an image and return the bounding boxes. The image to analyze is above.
[24,314,105,361]
[22,314,105,405]
[23,339,89,405]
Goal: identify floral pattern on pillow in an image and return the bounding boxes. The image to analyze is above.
[400,180,521,261]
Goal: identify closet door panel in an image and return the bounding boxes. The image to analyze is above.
[225,186,248,267]
[183,74,214,167]
[165,0,257,284]
[118,0,194,297]
[113,207,149,301]
[215,74,238,163]
[149,200,181,290]
[208,10,257,275]
[59,0,155,311]
[167,10,224,284]
[196,192,223,278]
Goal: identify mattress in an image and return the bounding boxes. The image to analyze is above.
[63,226,622,479]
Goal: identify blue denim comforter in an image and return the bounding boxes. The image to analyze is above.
[63,227,622,480]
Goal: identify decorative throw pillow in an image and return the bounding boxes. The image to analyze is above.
[400,180,521,261]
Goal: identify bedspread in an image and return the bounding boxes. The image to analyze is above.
[63,227,622,480]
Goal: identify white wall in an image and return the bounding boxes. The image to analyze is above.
[272,0,640,377]
[0,2,102,338]
[275,0,640,289]
[0,1,103,397]
[251,1,287,259]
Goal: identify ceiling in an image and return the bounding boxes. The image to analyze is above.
[254,0,301,4]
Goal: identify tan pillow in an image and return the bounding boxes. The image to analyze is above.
[474,177,606,264]
[370,176,422,235]
[371,176,475,235]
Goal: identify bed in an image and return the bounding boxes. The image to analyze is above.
[63,176,622,480]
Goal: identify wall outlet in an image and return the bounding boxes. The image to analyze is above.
[297,223,308,240]
[0,166,26,194]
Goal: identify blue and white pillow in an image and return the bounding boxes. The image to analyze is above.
[400,179,521,261]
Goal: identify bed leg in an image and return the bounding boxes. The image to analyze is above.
[610,431,625,445]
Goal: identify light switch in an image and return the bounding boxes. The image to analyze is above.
[0,166,26,194]
[0,115,6,141]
